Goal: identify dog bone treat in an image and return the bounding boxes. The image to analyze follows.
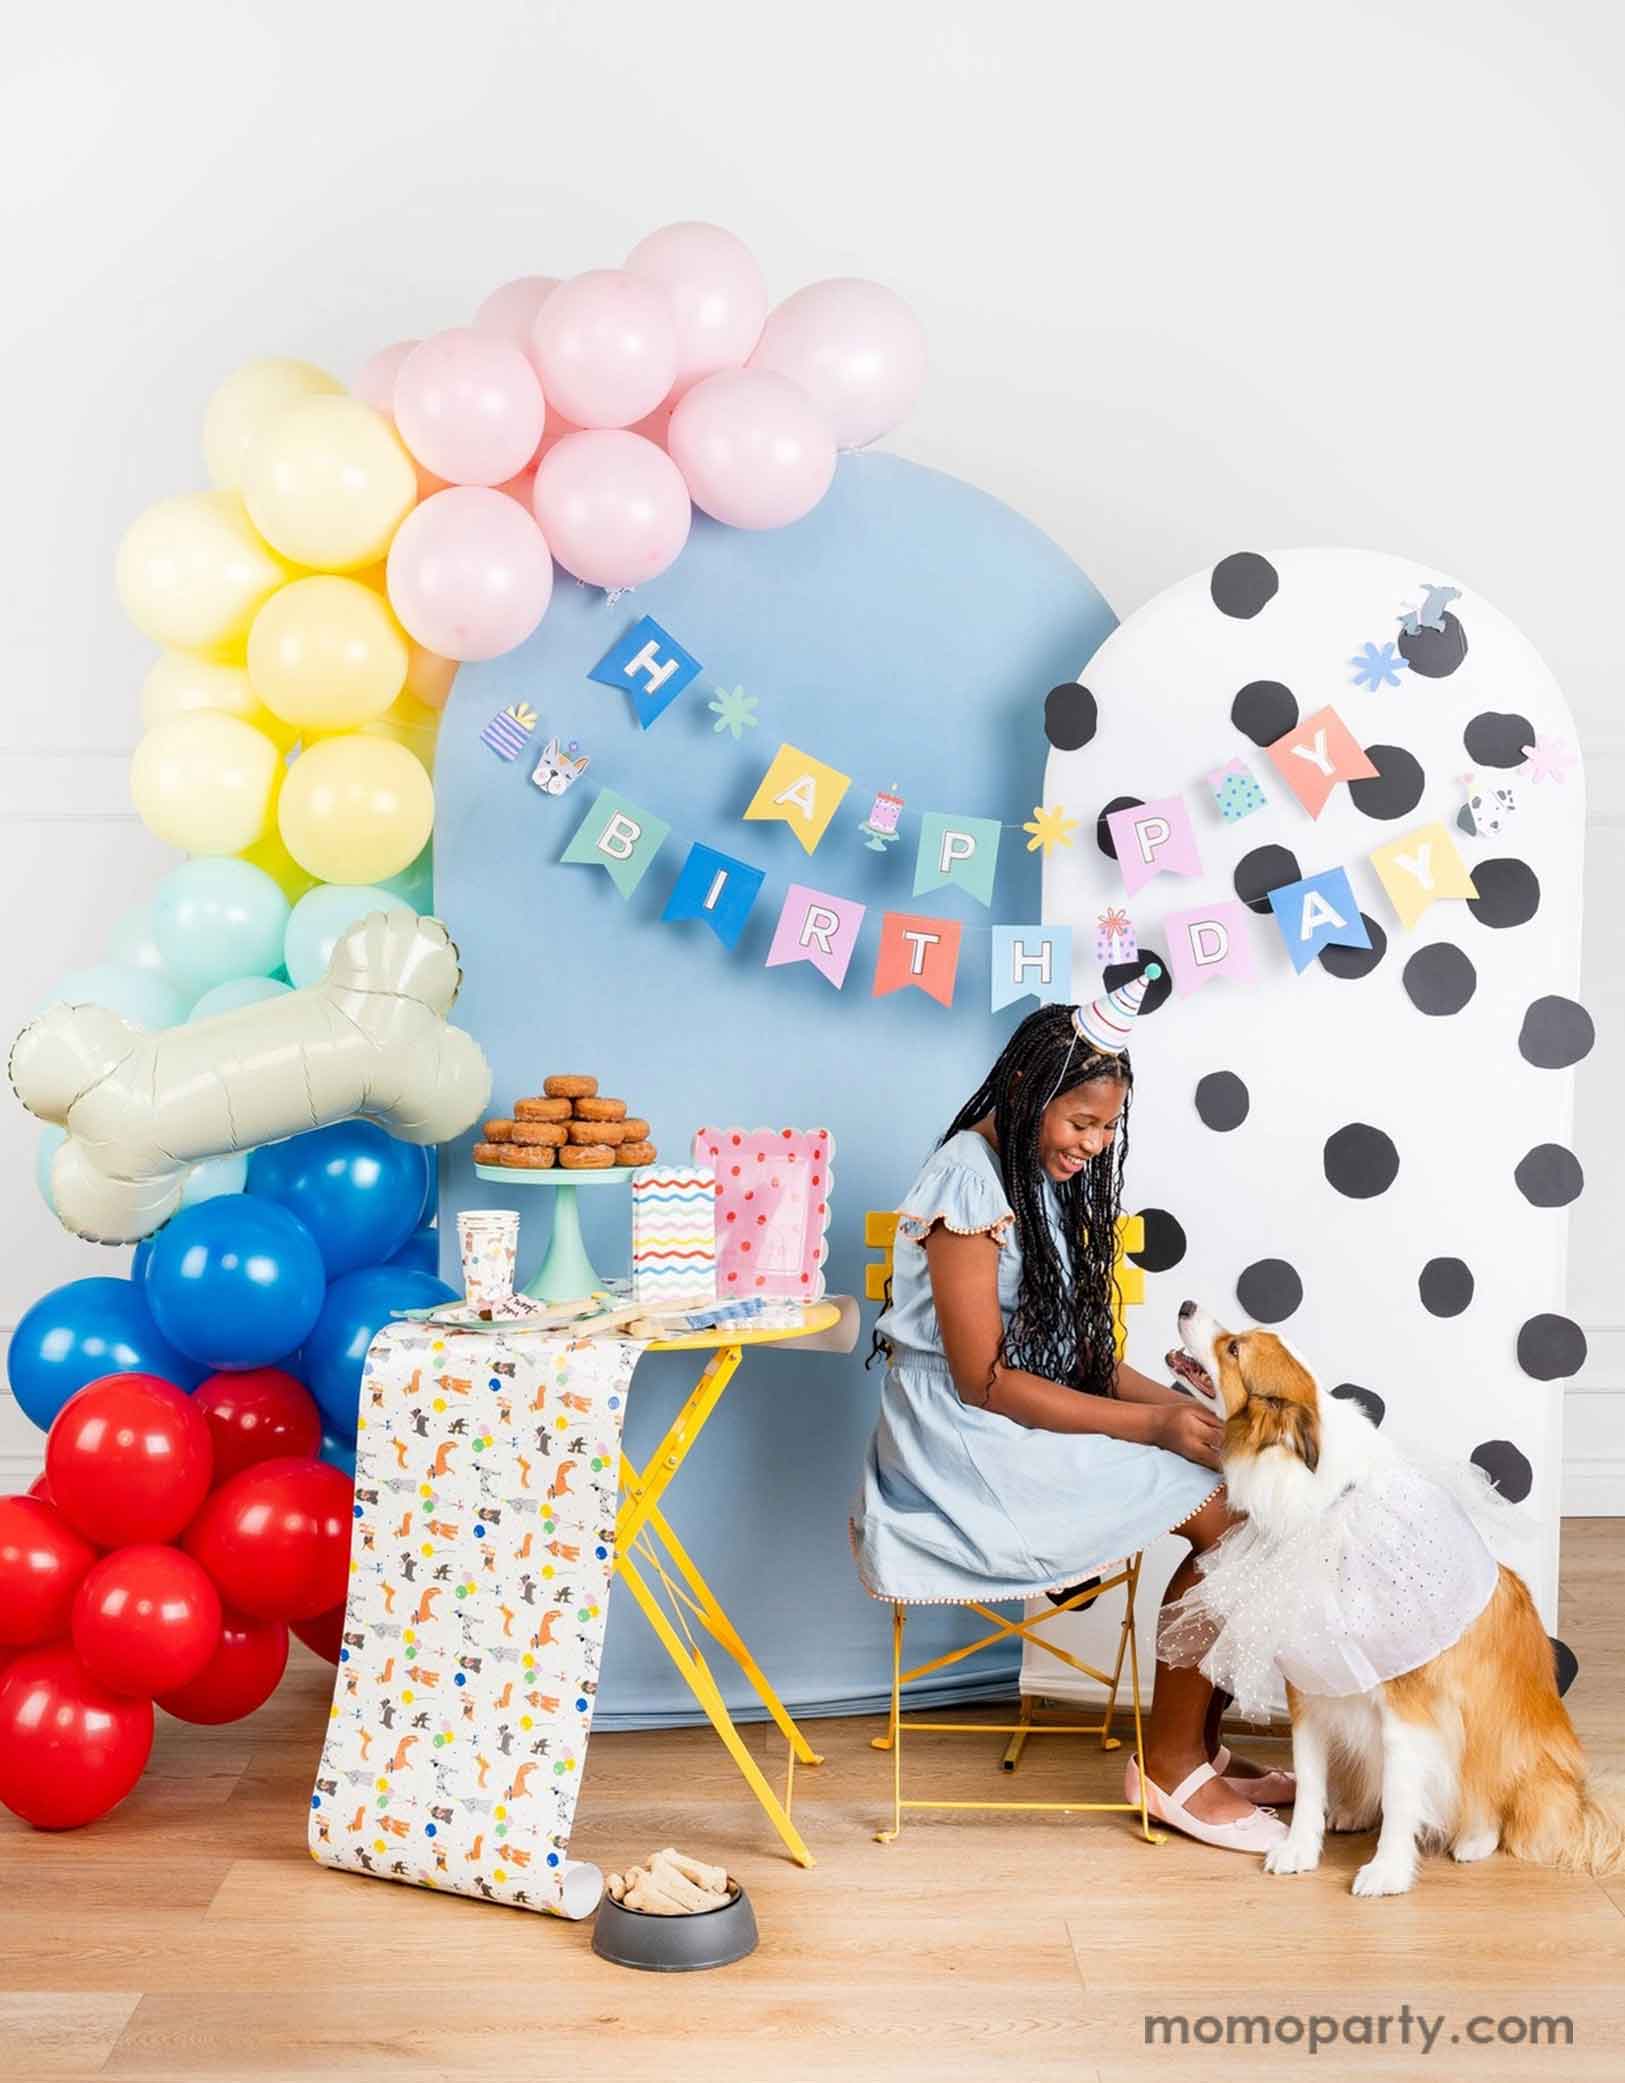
[495,1143,556,1169]
[510,1120,567,1146]
[605,1846,734,1915]
[559,1142,616,1170]
[618,1140,657,1166]
[574,1095,627,1122]
[481,1119,515,1142]
[513,1096,571,1122]
[566,1118,632,1144]
[544,1074,598,1100]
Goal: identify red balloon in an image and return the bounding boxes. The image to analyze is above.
[193,1369,322,1486]
[155,1608,288,1725]
[72,1544,223,1698]
[0,1642,154,1829]
[183,1457,353,1622]
[0,1495,98,1646]
[46,1373,213,1547]
[290,1603,347,1665]
[26,1472,52,1503]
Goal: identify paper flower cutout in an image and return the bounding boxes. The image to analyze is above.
[1520,734,1575,784]
[1348,641,1408,691]
[708,685,759,738]
[1023,804,1077,854]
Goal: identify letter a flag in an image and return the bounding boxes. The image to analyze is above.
[1104,795,1202,899]
[990,925,1073,1011]
[764,883,866,989]
[1368,821,1479,930]
[560,786,670,899]
[914,812,1002,907]
[1266,705,1380,819]
[743,743,851,855]
[1164,901,1256,995]
[660,842,765,950]
[1267,867,1372,973]
[873,912,962,1006]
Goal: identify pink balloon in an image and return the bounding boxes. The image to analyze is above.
[749,278,927,450]
[472,275,558,366]
[386,487,554,661]
[353,341,419,415]
[624,222,768,392]
[393,329,545,488]
[494,465,537,508]
[534,412,585,464]
[403,641,458,711]
[531,431,692,590]
[531,270,677,430]
[626,393,678,449]
[668,369,836,531]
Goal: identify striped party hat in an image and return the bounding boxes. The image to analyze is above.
[1071,963,1162,1055]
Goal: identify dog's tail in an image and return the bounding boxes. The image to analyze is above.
[1505,1764,1625,1877]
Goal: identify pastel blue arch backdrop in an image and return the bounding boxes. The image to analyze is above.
[435,452,1114,1729]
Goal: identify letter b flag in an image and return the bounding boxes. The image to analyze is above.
[560,787,670,899]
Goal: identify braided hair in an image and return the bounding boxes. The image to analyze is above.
[939,1004,1133,1397]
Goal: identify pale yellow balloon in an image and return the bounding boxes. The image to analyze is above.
[241,395,418,571]
[359,691,439,773]
[116,491,294,651]
[236,824,319,904]
[247,575,408,732]
[141,649,297,754]
[277,734,434,883]
[403,641,458,710]
[130,711,281,855]
[202,358,343,490]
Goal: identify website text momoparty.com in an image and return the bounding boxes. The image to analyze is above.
[1144,2008,1574,2055]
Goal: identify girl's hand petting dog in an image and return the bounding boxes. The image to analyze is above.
[1153,1400,1225,1470]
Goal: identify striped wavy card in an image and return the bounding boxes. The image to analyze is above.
[630,1165,717,1307]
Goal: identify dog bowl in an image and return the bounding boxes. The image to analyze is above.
[591,1884,758,1972]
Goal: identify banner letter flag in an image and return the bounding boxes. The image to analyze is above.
[765,883,866,989]
[1266,705,1379,819]
[1163,901,1257,995]
[560,786,670,899]
[1369,821,1479,930]
[744,742,851,855]
[1266,867,1372,973]
[914,812,1002,907]
[660,841,765,950]
[990,925,1073,1011]
[873,912,962,1006]
[588,615,702,729]
[1104,795,1202,899]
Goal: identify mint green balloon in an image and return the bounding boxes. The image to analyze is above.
[179,1151,250,1204]
[380,841,433,914]
[188,975,294,1020]
[152,858,289,995]
[49,961,188,1029]
[284,883,411,989]
[108,902,169,975]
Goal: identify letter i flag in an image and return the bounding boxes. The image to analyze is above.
[560,786,670,899]
[989,925,1073,1011]
[1104,795,1202,899]
[1266,705,1379,819]
[743,743,851,855]
[764,884,866,988]
[873,912,962,1006]
[661,842,765,949]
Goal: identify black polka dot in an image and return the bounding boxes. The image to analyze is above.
[1550,1638,1578,1698]
[1231,680,1298,747]
[1514,1144,1584,1209]
[1195,1071,1249,1132]
[1127,1208,1186,1273]
[1517,1314,1588,1381]
[1319,914,1386,980]
[1348,744,1425,821]
[1471,1438,1532,1504]
[1397,612,1468,678]
[1419,1257,1474,1317]
[1323,1123,1400,1199]
[1402,943,1476,1016]
[1518,996,1595,1069]
[1332,1384,1385,1428]
[1233,844,1302,917]
[1464,711,1533,769]
[1466,857,1540,930]
[1096,795,1143,861]
[1210,552,1278,619]
[1044,682,1097,752]
[1236,1258,1302,1322]
[1104,951,1171,1018]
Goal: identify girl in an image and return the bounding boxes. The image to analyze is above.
[851,976,1291,1852]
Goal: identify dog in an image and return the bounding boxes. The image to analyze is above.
[1168,1302,1625,1896]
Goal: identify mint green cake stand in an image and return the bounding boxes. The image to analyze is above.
[473,1162,639,1303]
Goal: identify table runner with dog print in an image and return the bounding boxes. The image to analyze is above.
[308,1321,637,1917]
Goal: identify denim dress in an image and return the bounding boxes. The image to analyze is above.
[850,1130,1221,1602]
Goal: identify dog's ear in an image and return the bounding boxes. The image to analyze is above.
[1285,1399,1320,1474]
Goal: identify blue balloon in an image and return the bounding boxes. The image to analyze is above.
[247,1121,431,1278]
[319,1430,357,1478]
[302,1265,455,1440]
[131,1237,154,1284]
[389,1224,440,1275]
[6,1276,205,1432]
[143,1195,327,1371]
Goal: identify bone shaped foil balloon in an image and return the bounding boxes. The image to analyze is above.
[9,911,491,1244]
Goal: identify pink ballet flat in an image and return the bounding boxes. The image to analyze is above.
[1125,1754,1288,1854]
[1212,1741,1297,1806]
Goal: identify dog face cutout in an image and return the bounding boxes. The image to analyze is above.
[1174,1303,1321,1473]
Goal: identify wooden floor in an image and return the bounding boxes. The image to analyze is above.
[3,1522,1623,2083]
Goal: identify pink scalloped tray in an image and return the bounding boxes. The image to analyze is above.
[690,1126,834,1300]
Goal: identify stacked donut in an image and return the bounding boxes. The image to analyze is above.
[474,1076,655,1171]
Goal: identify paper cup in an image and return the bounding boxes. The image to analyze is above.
[458,1208,519,1305]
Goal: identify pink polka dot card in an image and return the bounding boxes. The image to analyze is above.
[690,1126,835,1299]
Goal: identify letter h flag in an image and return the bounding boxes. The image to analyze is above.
[588,615,702,729]
[990,925,1073,1011]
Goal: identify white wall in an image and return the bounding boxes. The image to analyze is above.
[3,0,1621,1498]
